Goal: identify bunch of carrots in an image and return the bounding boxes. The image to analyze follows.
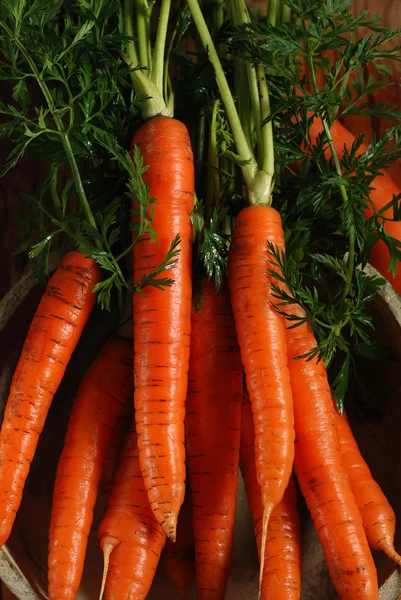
[1,1,401,599]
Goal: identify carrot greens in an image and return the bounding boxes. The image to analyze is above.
[0,0,179,310]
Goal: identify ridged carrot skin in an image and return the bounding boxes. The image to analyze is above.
[97,425,166,600]
[186,280,243,600]
[0,251,100,547]
[131,117,194,541]
[228,206,295,526]
[308,117,401,295]
[334,408,401,566]
[48,337,132,600]
[240,394,301,600]
[285,308,378,598]
[163,490,194,600]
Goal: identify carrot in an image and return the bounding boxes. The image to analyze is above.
[100,398,132,503]
[240,392,301,600]
[185,280,243,599]
[227,205,295,591]
[0,251,100,548]
[131,117,194,541]
[308,117,401,295]
[47,337,132,600]
[97,424,166,600]
[334,407,401,566]
[284,304,378,598]
[163,490,194,600]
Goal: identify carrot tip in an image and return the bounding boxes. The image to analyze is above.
[99,536,119,600]
[258,502,274,599]
[384,547,401,568]
[163,514,178,542]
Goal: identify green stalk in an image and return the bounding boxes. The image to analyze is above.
[231,0,261,141]
[187,0,258,201]
[205,100,220,219]
[151,0,171,93]
[136,0,150,69]
[268,0,279,26]
[281,3,291,24]
[124,0,167,119]
[256,64,274,196]
[307,54,355,298]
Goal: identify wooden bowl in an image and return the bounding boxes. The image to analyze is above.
[1,266,401,599]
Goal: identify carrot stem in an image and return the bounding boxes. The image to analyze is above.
[151,0,171,93]
[268,0,279,26]
[186,0,258,196]
[281,3,291,24]
[136,0,151,70]
[124,0,167,118]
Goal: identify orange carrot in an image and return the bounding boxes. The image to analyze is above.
[228,205,295,585]
[308,117,401,295]
[131,117,194,541]
[240,392,301,600]
[97,424,166,600]
[0,251,100,547]
[100,399,132,503]
[186,280,243,599]
[163,490,194,600]
[284,304,378,598]
[334,407,401,566]
[47,337,132,600]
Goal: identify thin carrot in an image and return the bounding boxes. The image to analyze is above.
[131,116,194,541]
[228,205,295,589]
[284,303,378,598]
[308,117,401,294]
[163,490,194,600]
[240,392,301,600]
[47,337,132,600]
[334,407,401,566]
[186,280,243,599]
[97,424,166,600]
[0,251,100,548]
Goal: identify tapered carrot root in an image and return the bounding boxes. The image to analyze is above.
[0,251,100,548]
[284,305,378,598]
[334,408,401,566]
[240,393,301,600]
[163,490,194,600]
[97,425,166,599]
[186,280,243,599]
[228,205,295,588]
[131,117,194,541]
[48,337,132,600]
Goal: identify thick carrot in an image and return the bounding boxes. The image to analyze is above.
[185,280,243,599]
[163,490,194,600]
[97,424,166,600]
[240,393,301,600]
[131,117,194,541]
[308,117,401,294]
[284,304,378,598]
[228,205,295,589]
[47,337,132,600]
[334,408,401,566]
[0,251,100,547]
